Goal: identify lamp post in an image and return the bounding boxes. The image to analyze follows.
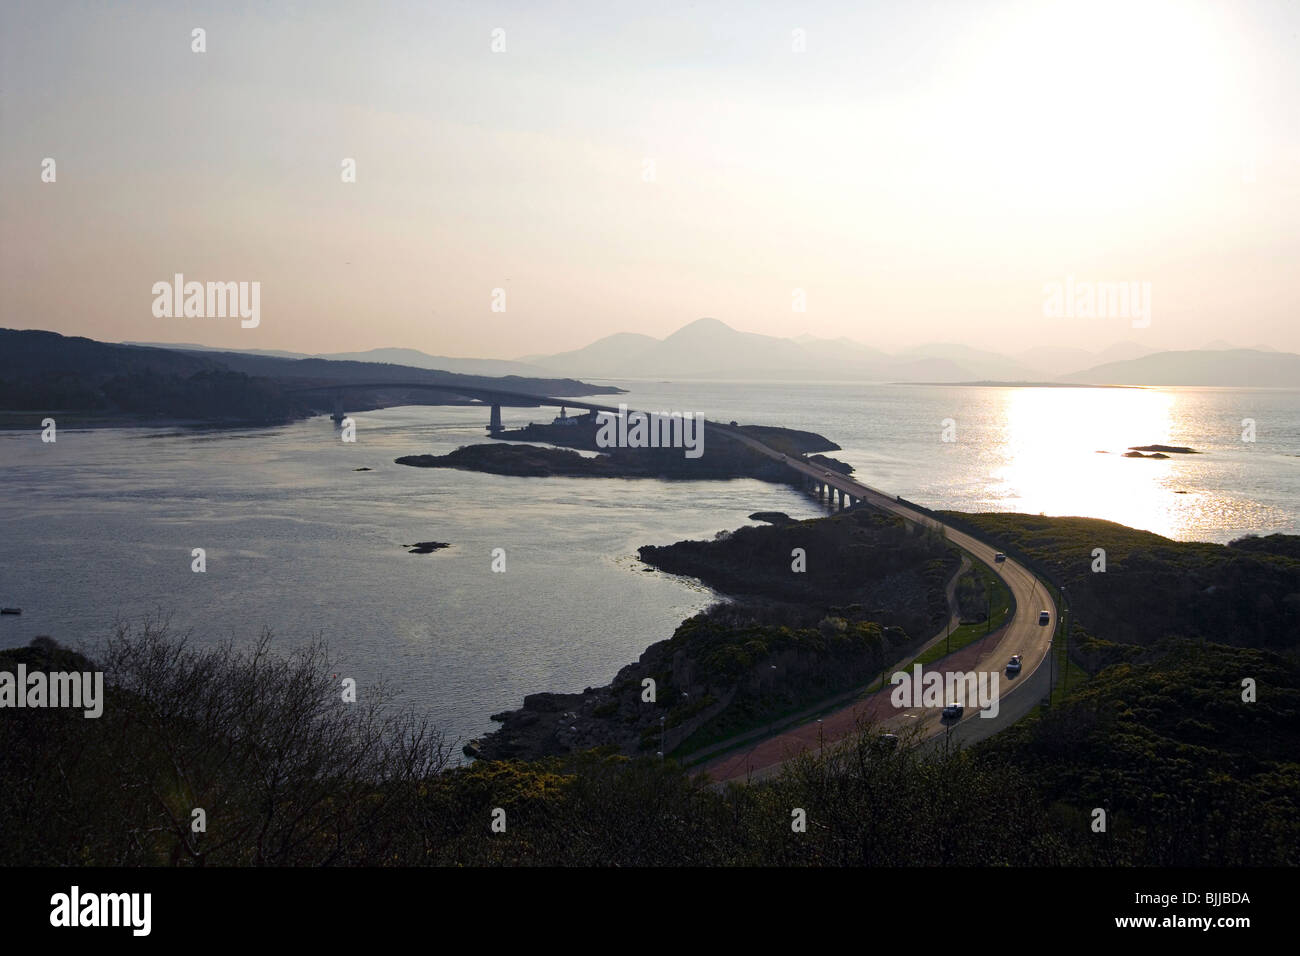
[1047,639,1054,708]
[768,665,778,738]
[1060,585,1068,695]
[986,577,992,634]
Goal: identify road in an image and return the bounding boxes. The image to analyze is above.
[699,424,1059,783]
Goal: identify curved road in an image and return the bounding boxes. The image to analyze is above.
[701,424,1059,783]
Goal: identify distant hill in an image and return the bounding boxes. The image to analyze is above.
[6,331,223,380]
[521,318,1224,383]
[895,343,1036,381]
[520,331,659,378]
[631,318,827,378]
[120,326,1299,388]
[0,329,621,425]
[1059,348,1300,387]
[314,348,547,377]
[1017,342,1156,377]
[524,318,1043,382]
[127,341,549,377]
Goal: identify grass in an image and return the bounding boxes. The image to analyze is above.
[875,553,1013,682]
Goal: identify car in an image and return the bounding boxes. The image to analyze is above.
[941,702,963,720]
[875,733,900,752]
[994,552,1006,563]
[1038,610,1051,625]
[1006,654,1022,675]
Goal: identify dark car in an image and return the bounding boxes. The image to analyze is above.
[1006,654,1022,675]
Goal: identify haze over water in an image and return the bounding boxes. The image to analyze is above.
[1,382,1296,749]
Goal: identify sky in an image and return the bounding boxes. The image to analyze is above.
[2,0,1298,358]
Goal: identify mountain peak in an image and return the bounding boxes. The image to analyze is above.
[670,317,734,336]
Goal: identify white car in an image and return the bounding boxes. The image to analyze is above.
[1038,610,1051,625]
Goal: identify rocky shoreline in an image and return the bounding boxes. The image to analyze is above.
[466,508,955,762]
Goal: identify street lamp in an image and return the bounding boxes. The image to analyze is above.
[1047,639,1054,708]
[1060,585,1069,694]
[986,577,992,634]
[768,665,778,738]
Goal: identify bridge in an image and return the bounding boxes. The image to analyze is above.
[286,382,633,436]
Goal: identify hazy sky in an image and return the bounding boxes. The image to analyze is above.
[3,0,1298,358]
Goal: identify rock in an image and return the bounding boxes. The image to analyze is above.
[749,511,794,525]
[406,541,450,554]
[1129,444,1198,454]
[522,692,568,712]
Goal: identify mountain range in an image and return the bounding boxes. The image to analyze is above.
[517,318,1298,387]
[127,318,1300,387]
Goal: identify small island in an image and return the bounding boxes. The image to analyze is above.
[405,541,450,554]
[1128,444,1199,454]
[397,413,851,486]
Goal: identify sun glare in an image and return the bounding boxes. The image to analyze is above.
[993,386,1188,536]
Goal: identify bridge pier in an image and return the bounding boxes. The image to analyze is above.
[487,403,503,436]
[331,392,345,425]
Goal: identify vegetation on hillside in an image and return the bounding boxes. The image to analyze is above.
[641,509,954,638]
[939,513,1300,655]
[5,516,1298,866]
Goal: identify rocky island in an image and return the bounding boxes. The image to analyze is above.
[398,413,852,486]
